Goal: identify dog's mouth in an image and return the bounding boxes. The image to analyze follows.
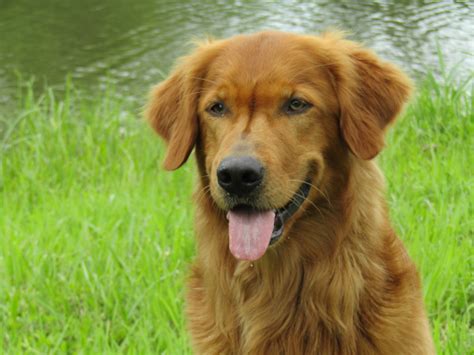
[226,180,312,261]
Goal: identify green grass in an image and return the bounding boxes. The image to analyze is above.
[0,73,472,354]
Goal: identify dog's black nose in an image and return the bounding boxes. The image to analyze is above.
[217,156,264,196]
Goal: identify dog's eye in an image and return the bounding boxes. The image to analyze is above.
[207,102,227,117]
[284,98,311,115]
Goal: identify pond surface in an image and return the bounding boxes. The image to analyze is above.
[0,0,472,106]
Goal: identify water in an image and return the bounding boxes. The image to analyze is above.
[0,0,472,106]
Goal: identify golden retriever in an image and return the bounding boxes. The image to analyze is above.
[146,31,434,354]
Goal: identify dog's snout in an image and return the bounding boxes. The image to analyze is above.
[217,156,264,196]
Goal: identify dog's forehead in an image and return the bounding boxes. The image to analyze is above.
[206,32,322,86]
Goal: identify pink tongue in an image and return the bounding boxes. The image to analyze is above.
[227,209,275,261]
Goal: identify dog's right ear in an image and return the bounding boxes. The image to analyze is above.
[146,68,197,171]
[146,41,221,170]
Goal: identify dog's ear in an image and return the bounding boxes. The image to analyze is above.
[325,35,412,160]
[145,42,220,170]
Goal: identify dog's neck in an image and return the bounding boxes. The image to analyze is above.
[299,155,388,258]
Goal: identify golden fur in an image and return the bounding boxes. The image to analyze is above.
[146,31,434,354]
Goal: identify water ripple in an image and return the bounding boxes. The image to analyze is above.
[0,0,472,104]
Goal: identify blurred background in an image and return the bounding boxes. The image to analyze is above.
[0,0,472,106]
[1,1,472,353]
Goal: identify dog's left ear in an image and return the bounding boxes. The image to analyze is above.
[146,41,221,170]
[326,37,412,160]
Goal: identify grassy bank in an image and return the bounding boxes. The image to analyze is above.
[1,75,472,353]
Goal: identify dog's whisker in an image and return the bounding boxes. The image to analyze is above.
[180,90,206,100]
[279,188,325,218]
[195,184,212,205]
[288,179,332,208]
[190,76,219,85]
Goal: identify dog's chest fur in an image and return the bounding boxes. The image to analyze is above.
[186,168,431,354]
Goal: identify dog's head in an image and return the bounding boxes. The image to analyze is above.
[146,31,411,261]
